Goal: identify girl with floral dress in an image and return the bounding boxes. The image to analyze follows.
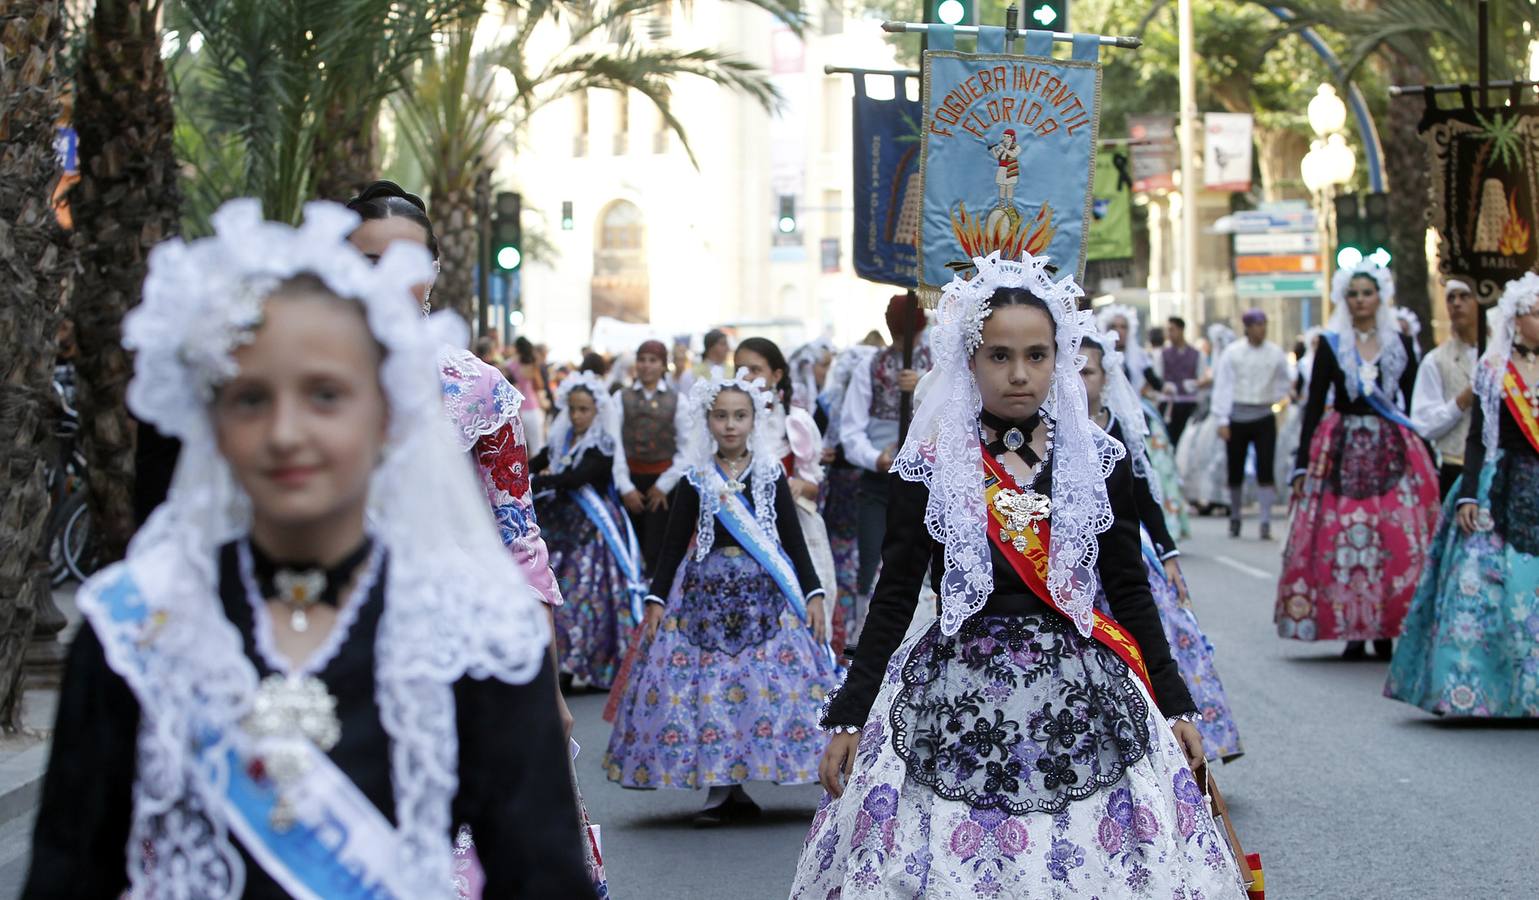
[815,343,879,658]
[1276,262,1440,659]
[792,252,1243,898]
[1083,331,1245,762]
[603,369,838,825]
[530,372,646,690]
[1386,272,1539,717]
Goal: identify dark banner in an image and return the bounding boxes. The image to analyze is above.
[852,75,923,287]
[1420,95,1539,302]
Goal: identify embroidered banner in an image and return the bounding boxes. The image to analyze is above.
[979,452,1153,695]
[852,75,924,287]
[1087,144,1133,261]
[1419,94,1539,303]
[1502,361,1539,455]
[918,27,1102,292]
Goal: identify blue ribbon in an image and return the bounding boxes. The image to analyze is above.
[1323,332,1415,429]
[573,485,648,623]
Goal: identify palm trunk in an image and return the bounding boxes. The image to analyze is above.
[312,100,378,205]
[1383,52,1433,351]
[0,0,70,728]
[433,180,479,324]
[71,0,180,564]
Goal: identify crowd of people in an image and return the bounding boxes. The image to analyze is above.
[20,178,1537,900]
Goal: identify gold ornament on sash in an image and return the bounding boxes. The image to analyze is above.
[991,488,1051,552]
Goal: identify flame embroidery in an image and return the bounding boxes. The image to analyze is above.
[1499,190,1531,256]
[950,202,1057,267]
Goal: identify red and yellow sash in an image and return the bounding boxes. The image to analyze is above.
[979,452,1154,695]
[1502,361,1539,456]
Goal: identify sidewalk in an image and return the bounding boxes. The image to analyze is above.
[0,587,78,897]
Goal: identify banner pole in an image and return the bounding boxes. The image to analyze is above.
[881,20,1142,49]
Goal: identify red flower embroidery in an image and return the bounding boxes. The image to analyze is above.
[478,424,530,498]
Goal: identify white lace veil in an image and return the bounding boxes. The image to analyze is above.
[1096,303,1152,392]
[1084,330,1157,500]
[682,367,782,558]
[97,199,550,898]
[544,370,618,472]
[1477,272,1539,454]
[1207,323,1237,359]
[788,337,835,412]
[894,252,1124,638]
[1327,261,1406,402]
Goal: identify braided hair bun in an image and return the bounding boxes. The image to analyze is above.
[346,179,439,259]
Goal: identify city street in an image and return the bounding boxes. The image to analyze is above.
[570,511,1539,900]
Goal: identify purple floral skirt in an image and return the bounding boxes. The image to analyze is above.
[791,617,1245,898]
[541,491,637,688]
[823,465,862,658]
[603,548,837,789]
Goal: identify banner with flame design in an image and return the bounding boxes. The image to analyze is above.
[917,27,1102,297]
[1420,95,1539,304]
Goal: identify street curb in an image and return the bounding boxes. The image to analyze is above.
[0,744,49,827]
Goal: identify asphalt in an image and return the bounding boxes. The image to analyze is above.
[570,510,1539,900]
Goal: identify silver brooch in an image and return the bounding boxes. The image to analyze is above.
[272,569,326,633]
[1003,427,1026,452]
[992,488,1051,551]
[243,674,343,830]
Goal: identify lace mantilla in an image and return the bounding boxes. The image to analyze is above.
[682,367,782,559]
[1095,303,1154,393]
[1479,272,1539,454]
[1327,261,1406,405]
[1207,323,1236,359]
[100,199,552,898]
[545,370,618,471]
[894,251,1124,639]
[1084,331,1157,499]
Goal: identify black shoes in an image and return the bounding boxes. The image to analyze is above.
[1342,641,1367,660]
[693,793,762,828]
[1229,519,1242,538]
[1373,639,1394,660]
[1259,523,1272,541]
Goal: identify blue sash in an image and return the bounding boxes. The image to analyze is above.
[1323,332,1415,429]
[90,571,414,900]
[691,465,809,627]
[573,484,648,623]
[1139,528,1166,578]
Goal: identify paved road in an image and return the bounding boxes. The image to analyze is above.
[571,510,1539,900]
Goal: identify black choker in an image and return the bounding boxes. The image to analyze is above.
[980,409,1042,464]
[249,536,375,631]
[1513,343,1539,361]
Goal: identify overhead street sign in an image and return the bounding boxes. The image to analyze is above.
[1234,254,1320,275]
[1235,274,1324,297]
[1234,232,1320,255]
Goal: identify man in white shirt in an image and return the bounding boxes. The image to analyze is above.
[1212,309,1291,540]
[614,340,692,572]
[1410,279,1479,498]
[839,296,931,651]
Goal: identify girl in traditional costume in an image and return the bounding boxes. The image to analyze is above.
[530,371,646,690]
[23,201,594,899]
[792,252,1243,898]
[603,369,837,825]
[737,337,839,632]
[816,343,879,658]
[1083,331,1244,761]
[1386,272,1539,717]
[1176,323,1237,517]
[1100,305,1190,540]
[1276,262,1440,659]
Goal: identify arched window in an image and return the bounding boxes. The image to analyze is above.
[592,200,649,323]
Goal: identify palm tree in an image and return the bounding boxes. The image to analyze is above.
[69,0,183,566]
[392,0,798,323]
[168,0,479,230]
[0,0,71,728]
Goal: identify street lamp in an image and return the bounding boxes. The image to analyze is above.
[1300,84,1356,323]
[1307,84,1347,138]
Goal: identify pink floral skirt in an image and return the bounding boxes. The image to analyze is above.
[1274,412,1440,641]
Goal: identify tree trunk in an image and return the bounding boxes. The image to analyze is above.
[71,0,180,564]
[433,180,479,325]
[1383,53,1434,352]
[0,0,70,729]
[1256,126,1310,204]
[312,100,378,206]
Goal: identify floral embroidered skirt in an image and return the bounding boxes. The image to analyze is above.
[1275,412,1440,641]
[823,464,862,658]
[1386,450,1539,717]
[603,548,837,789]
[790,615,1245,898]
[1145,549,1244,762]
[1143,402,1192,540]
[539,491,638,689]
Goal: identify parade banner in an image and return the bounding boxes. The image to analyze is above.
[1419,94,1539,303]
[1203,112,1254,192]
[852,76,923,286]
[918,27,1102,293]
[1087,144,1133,261]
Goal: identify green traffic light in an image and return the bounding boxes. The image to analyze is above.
[496,245,522,270]
[937,0,966,25]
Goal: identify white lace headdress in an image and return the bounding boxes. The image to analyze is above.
[789,337,835,412]
[1207,322,1237,358]
[1327,261,1407,402]
[1096,303,1153,392]
[1476,271,1539,454]
[1394,306,1422,339]
[545,370,617,471]
[95,199,550,898]
[683,367,783,559]
[1084,330,1158,501]
[895,251,1124,638]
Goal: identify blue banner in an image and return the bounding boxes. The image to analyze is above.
[852,76,923,287]
[918,29,1102,291]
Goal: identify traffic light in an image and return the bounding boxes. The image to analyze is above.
[1025,0,1069,30]
[929,0,975,27]
[1333,192,1391,269]
[777,195,797,234]
[493,191,522,272]
[561,200,574,231]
